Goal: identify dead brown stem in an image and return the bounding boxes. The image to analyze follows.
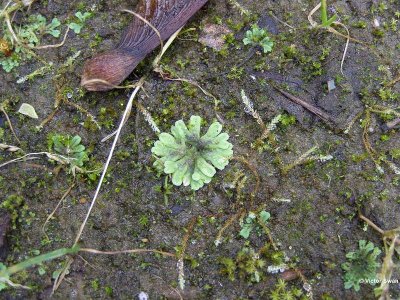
[273,86,335,126]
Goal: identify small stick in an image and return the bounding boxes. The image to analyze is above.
[42,183,76,237]
[359,213,400,245]
[359,214,384,235]
[0,107,21,144]
[273,86,335,126]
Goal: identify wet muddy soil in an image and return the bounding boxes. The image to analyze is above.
[1,0,400,299]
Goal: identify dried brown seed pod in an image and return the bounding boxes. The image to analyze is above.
[81,0,208,91]
[0,38,12,57]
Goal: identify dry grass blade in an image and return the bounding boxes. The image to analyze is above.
[331,21,350,75]
[52,257,73,295]
[0,153,39,168]
[72,77,145,245]
[80,247,175,257]
[153,27,182,68]
[0,151,74,169]
[79,78,139,90]
[122,8,164,67]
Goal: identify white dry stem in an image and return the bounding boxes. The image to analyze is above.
[73,78,145,245]
[33,27,70,49]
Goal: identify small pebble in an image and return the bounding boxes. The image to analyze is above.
[138,291,148,300]
[327,79,336,92]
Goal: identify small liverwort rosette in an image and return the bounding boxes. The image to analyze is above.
[151,116,233,190]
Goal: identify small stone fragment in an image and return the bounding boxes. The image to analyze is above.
[327,79,336,92]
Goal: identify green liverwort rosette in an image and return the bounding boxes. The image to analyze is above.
[152,116,233,190]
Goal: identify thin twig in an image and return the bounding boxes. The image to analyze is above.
[73,77,145,245]
[270,12,296,30]
[359,213,384,235]
[273,86,335,126]
[122,9,163,67]
[0,107,21,144]
[42,183,76,237]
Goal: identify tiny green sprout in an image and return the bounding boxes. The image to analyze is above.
[151,116,233,190]
[51,134,89,169]
[342,240,381,291]
[68,11,92,34]
[320,0,337,27]
[239,210,270,239]
[242,24,274,53]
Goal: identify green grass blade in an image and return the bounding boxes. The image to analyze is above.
[0,245,80,277]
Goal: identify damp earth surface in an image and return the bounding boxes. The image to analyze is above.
[1,0,400,299]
